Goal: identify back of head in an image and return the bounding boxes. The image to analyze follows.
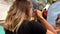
[4,0,32,32]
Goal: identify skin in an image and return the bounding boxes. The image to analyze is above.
[30,9,57,34]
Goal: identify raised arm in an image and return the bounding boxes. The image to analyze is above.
[34,10,57,34]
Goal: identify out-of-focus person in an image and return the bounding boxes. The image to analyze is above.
[3,0,57,34]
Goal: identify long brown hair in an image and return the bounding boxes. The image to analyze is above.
[4,0,32,32]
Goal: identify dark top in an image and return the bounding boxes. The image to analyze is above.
[5,20,47,34]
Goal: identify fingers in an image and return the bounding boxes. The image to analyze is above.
[36,10,42,17]
[33,9,43,20]
[33,9,37,16]
[33,9,42,16]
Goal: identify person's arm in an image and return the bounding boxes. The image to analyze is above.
[35,10,57,34]
[46,29,54,34]
[39,17,57,34]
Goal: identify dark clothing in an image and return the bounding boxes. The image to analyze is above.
[5,20,47,34]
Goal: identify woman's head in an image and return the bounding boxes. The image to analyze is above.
[8,0,33,18]
[4,0,33,32]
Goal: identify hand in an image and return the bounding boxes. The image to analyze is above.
[34,9,43,19]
